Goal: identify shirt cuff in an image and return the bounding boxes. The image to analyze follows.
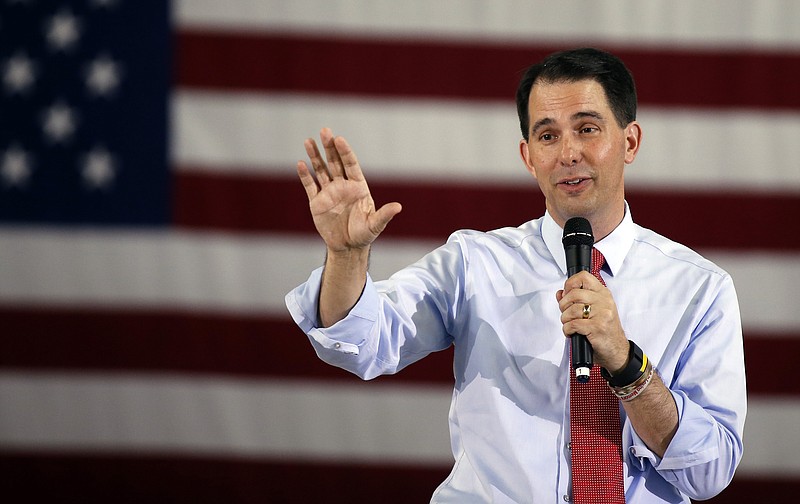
[285,266,380,356]
[627,389,720,478]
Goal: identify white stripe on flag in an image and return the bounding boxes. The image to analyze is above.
[172,91,800,192]
[0,372,452,464]
[737,397,800,477]
[0,371,794,477]
[0,229,797,333]
[176,0,800,49]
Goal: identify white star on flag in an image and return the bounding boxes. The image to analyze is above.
[46,9,82,52]
[3,51,37,94]
[41,101,79,144]
[80,145,117,189]
[1,144,33,188]
[85,54,122,97]
[90,0,121,8]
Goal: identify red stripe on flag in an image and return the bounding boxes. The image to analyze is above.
[0,307,455,385]
[174,171,800,252]
[0,451,795,503]
[176,31,800,110]
[0,452,451,503]
[0,306,787,396]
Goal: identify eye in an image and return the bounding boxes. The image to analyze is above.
[579,126,598,134]
[539,132,556,142]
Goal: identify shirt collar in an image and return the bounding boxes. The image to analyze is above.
[542,202,635,277]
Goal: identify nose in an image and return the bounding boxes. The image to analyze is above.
[559,135,580,166]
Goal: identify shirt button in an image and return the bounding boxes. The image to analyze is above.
[333,342,341,349]
[563,495,571,502]
[567,442,572,450]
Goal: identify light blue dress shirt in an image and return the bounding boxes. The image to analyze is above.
[285,206,746,503]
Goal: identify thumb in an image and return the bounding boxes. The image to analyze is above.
[369,202,403,235]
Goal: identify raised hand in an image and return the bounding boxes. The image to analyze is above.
[296,128,402,253]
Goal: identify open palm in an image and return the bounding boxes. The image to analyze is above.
[296,128,402,253]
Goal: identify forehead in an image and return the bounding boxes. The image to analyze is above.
[528,79,612,121]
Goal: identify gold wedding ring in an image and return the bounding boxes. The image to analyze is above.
[582,304,591,319]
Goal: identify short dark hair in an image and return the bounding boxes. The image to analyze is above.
[515,48,637,139]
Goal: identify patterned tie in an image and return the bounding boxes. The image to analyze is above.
[569,248,625,503]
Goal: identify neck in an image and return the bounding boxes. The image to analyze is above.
[552,202,626,242]
[589,208,625,242]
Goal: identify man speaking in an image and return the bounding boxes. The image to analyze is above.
[286,48,746,503]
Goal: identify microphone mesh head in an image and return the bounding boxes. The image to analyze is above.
[562,217,594,247]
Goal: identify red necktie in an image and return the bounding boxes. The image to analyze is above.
[569,248,625,503]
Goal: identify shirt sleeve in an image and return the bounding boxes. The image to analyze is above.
[284,239,465,380]
[626,273,746,500]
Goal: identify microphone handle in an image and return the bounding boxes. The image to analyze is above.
[572,334,593,383]
[567,245,593,383]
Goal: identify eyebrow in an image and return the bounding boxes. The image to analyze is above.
[530,110,606,135]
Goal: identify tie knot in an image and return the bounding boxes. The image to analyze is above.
[591,248,606,284]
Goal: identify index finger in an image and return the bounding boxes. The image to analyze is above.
[562,271,602,295]
[296,160,319,201]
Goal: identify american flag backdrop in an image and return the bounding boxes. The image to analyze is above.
[1,0,800,502]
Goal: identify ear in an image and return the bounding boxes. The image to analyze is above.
[519,138,538,178]
[624,121,643,165]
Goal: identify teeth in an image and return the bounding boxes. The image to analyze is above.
[565,179,582,185]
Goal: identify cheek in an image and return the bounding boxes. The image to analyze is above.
[531,150,553,173]
[589,139,615,160]
[531,158,551,179]
[588,139,627,170]
[524,147,546,178]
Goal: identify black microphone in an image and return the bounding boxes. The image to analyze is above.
[562,217,594,383]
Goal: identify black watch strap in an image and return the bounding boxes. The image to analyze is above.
[601,340,647,388]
